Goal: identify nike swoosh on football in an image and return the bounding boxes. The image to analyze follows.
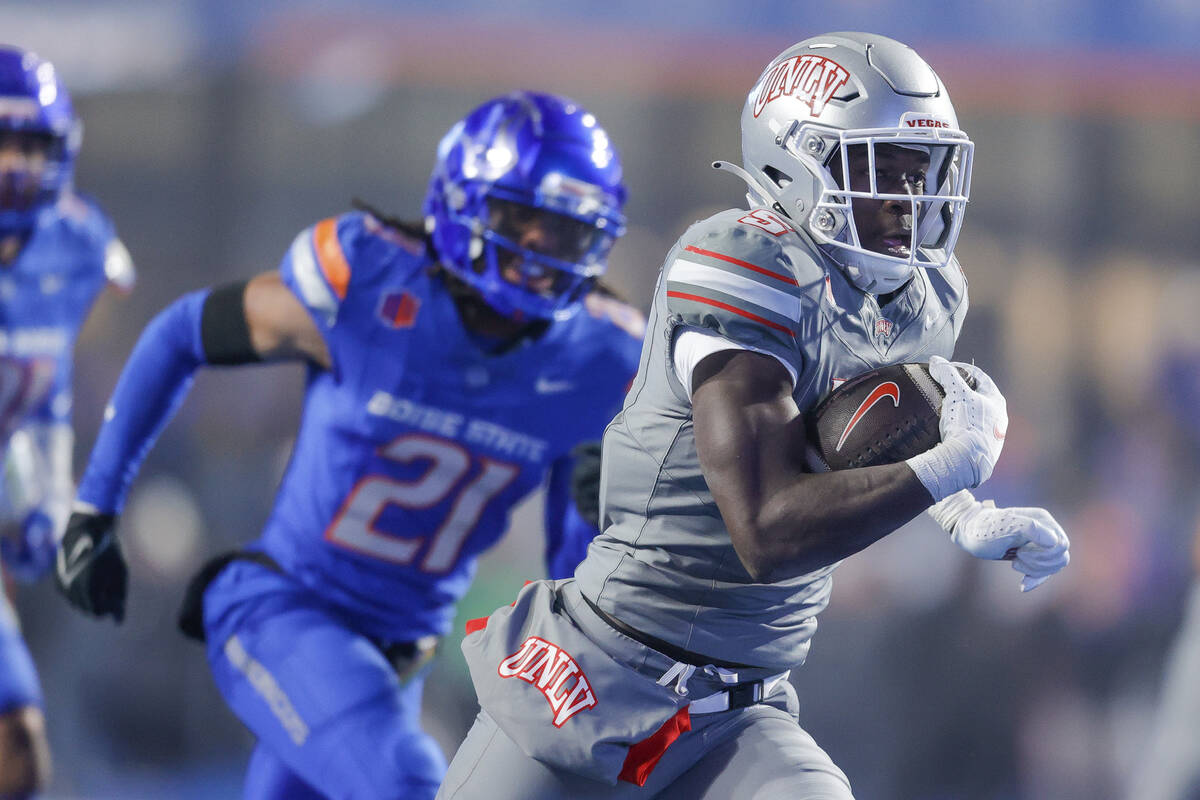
[835,381,901,452]
[535,378,574,394]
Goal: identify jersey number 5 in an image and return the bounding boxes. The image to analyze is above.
[324,434,519,572]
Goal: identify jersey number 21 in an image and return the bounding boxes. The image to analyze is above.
[324,433,519,573]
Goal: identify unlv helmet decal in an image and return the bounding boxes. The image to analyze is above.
[751,54,851,119]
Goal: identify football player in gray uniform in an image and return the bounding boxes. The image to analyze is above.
[438,32,1071,799]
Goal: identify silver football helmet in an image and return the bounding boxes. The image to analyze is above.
[716,32,974,293]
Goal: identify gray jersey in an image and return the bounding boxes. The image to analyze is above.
[575,207,968,671]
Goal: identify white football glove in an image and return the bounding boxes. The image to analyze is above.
[906,356,1008,502]
[929,490,1070,591]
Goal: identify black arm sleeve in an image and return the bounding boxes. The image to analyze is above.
[200,280,263,365]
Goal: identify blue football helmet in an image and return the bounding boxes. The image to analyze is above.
[0,45,80,232]
[424,91,627,321]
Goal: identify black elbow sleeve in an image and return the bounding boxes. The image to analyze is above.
[200,280,262,365]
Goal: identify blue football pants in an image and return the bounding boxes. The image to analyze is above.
[203,560,446,800]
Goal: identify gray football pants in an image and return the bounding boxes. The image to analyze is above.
[437,582,852,800]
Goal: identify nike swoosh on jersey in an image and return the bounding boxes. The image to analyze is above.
[535,377,574,394]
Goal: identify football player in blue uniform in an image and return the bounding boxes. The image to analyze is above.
[0,45,135,796]
[55,91,644,799]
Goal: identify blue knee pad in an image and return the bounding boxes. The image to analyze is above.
[203,561,446,799]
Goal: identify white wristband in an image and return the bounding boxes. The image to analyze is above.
[905,436,981,503]
[927,489,981,532]
[906,444,956,503]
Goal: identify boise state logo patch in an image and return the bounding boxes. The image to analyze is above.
[377,291,420,329]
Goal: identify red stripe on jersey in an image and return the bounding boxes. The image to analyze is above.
[666,290,795,337]
[683,245,798,286]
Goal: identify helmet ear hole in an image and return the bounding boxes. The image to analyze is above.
[762,165,792,189]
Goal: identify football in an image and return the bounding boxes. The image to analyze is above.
[806,362,975,471]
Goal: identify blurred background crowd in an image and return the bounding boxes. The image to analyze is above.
[5,0,1200,797]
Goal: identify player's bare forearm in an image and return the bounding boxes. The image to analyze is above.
[750,460,931,580]
[693,349,932,582]
[243,271,332,368]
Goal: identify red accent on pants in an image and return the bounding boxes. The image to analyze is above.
[618,705,692,786]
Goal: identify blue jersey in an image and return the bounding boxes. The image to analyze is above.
[260,212,642,641]
[0,192,127,440]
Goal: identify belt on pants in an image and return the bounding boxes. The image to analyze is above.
[579,593,788,714]
[686,671,791,714]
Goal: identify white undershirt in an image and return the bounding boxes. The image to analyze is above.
[672,327,797,401]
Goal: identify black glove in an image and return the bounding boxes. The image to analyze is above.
[569,441,603,530]
[55,511,127,623]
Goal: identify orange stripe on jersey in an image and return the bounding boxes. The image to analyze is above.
[683,245,798,286]
[314,218,351,300]
[666,290,795,337]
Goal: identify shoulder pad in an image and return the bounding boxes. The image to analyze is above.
[362,213,427,257]
[680,209,826,288]
[46,191,114,246]
[284,212,431,327]
[664,210,813,356]
[55,191,104,227]
[104,238,136,293]
[927,254,967,294]
[283,214,357,325]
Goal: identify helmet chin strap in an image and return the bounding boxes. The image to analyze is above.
[711,161,778,211]
[831,247,915,295]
